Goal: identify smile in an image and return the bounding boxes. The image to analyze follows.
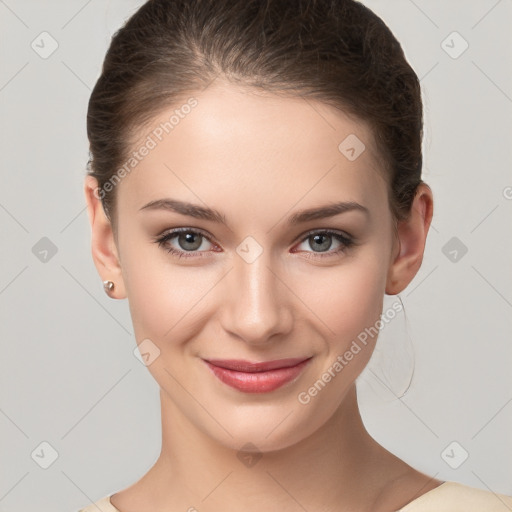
[203,357,313,393]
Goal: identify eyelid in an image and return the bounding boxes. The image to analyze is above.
[292,228,354,245]
[154,227,219,252]
[156,226,217,244]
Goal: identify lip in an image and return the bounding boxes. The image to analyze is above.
[203,357,312,393]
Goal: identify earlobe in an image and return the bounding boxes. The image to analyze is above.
[84,175,127,299]
[385,184,434,296]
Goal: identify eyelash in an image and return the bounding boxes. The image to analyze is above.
[153,227,355,260]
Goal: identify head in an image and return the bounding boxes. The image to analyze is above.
[84,0,433,453]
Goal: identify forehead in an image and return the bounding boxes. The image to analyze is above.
[119,80,389,226]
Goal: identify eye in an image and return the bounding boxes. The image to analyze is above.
[153,227,355,260]
[292,230,355,259]
[153,228,217,259]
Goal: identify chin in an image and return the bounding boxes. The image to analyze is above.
[201,404,327,455]
[217,428,305,455]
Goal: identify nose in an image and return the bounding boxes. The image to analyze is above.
[220,249,294,346]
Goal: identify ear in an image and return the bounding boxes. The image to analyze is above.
[84,175,127,299]
[385,183,434,295]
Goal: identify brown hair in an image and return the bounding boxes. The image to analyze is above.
[86,0,425,234]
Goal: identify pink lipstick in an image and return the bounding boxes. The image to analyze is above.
[203,357,312,393]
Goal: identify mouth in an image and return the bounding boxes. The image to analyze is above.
[203,357,313,393]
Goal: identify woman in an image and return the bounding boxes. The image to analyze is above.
[80,0,512,510]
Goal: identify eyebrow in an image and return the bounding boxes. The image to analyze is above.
[138,198,369,226]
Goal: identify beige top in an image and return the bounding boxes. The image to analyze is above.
[78,481,512,511]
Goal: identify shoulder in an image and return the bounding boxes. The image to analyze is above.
[78,495,119,512]
[398,481,512,512]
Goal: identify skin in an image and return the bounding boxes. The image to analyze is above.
[84,79,439,512]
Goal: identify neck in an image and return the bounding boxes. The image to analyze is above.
[141,385,402,512]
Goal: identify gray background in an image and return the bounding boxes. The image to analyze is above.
[0,0,511,510]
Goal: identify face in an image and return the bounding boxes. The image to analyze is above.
[95,81,401,452]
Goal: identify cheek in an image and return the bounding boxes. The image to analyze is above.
[301,254,386,357]
[120,237,217,345]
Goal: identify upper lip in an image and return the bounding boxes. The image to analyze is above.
[204,357,311,372]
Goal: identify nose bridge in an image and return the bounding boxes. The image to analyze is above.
[222,246,292,344]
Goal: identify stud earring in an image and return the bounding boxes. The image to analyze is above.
[103,280,115,295]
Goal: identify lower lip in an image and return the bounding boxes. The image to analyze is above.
[204,359,311,393]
